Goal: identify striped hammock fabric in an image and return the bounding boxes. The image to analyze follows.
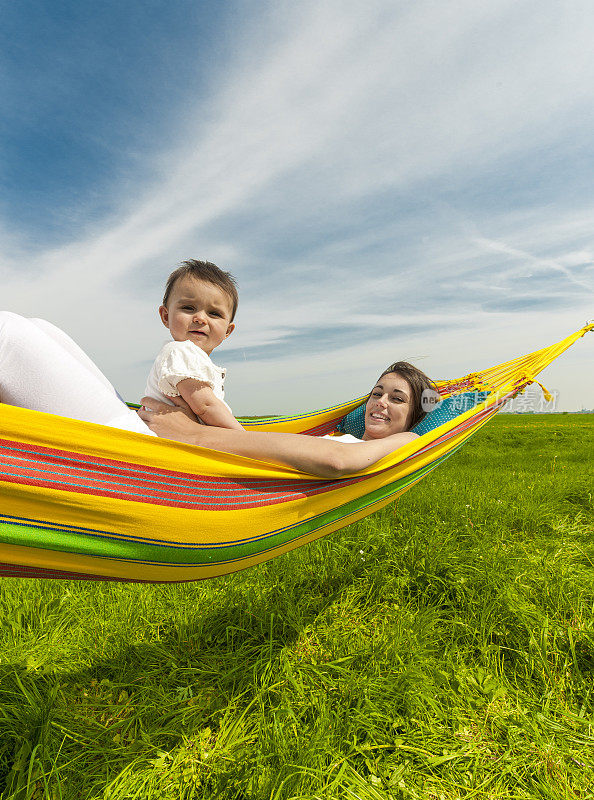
[0,323,591,583]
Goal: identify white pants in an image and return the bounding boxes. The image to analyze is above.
[0,311,154,435]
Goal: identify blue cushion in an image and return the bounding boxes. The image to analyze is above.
[337,391,490,439]
[336,403,366,438]
[411,391,489,436]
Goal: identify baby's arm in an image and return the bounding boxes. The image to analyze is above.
[176,378,244,431]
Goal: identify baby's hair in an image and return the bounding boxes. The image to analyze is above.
[163,260,239,320]
[377,361,438,430]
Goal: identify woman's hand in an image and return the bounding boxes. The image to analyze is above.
[143,393,197,417]
[138,396,202,442]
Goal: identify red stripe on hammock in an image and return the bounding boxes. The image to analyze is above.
[0,562,161,582]
[0,459,367,510]
[302,418,342,436]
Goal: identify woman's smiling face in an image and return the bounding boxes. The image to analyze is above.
[362,372,413,440]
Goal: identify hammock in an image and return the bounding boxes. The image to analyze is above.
[0,323,591,583]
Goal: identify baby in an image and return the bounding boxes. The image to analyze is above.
[145,259,244,431]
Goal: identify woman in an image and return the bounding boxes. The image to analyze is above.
[138,361,434,478]
[0,312,434,478]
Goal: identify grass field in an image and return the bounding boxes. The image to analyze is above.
[0,414,593,799]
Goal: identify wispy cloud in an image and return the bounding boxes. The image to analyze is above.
[1,0,594,411]
[472,236,594,294]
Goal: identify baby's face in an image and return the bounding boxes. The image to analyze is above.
[159,276,235,355]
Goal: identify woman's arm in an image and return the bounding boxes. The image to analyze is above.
[176,379,244,431]
[138,397,418,478]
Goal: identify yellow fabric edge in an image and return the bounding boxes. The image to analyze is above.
[0,488,411,581]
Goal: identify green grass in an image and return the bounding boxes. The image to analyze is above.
[0,414,593,799]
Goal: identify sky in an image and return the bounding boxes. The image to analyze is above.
[1,0,593,414]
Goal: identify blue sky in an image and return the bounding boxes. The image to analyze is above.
[2,0,593,413]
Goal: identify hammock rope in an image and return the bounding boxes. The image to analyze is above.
[0,322,591,583]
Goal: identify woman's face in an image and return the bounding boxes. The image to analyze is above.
[362,372,414,440]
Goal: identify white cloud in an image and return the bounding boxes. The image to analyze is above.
[472,236,594,294]
[559,251,594,268]
[1,0,594,411]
